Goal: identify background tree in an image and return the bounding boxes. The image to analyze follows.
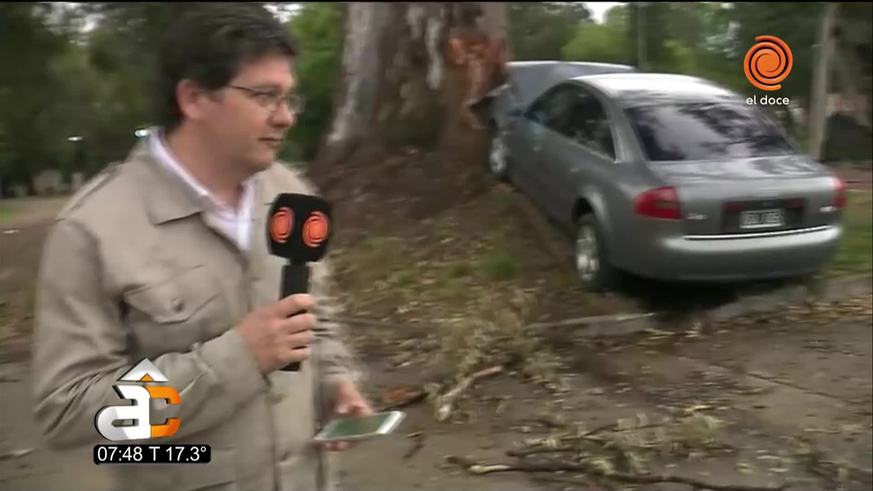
[1,2,870,196]
[0,3,70,192]
[316,3,509,172]
[282,2,344,162]
[507,3,591,61]
[563,6,631,65]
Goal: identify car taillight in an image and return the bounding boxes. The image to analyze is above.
[634,187,681,220]
[834,177,846,209]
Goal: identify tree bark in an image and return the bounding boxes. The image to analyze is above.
[315,2,508,174]
[808,3,838,161]
[833,26,871,128]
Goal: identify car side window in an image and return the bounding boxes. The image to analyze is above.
[558,89,616,160]
[525,85,575,129]
[526,97,550,125]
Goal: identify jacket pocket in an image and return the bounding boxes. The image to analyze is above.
[124,265,221,324]
[123,265,228,356]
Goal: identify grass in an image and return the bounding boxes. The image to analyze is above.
[0,204,13,224]
[829,190,873,276]
[481,251,520,281]
[331,188,549,322]
[330,181,642,333]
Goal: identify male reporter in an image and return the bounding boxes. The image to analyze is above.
[31,4,369,490]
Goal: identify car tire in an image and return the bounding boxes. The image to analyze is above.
[575,213,621,292]
[486,123,509,181]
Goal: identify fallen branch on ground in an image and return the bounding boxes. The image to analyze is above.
[320,312,658,332]
[506,445,578,458]
[526,313,657,330]
[320,316,428,330]
[526,414,568,429]
[534,475,792,491]
[583,421,674,438]
[402,432,424,460]
[377,387,427,412]
[515,421,678,452]
[434,365,503,422]
[446,455,793,491]
[794,437,873,486]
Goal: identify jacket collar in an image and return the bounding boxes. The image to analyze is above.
[125,141,204,225]
[127,139,266,226]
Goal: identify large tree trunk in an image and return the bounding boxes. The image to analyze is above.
[808,3,838,161]
[833,16,871,128]
[315,2,508,174]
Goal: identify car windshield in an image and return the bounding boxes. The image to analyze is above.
[626,102,795,162]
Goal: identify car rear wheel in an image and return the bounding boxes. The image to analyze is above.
[575,213,620,292]
[487,125,509,181]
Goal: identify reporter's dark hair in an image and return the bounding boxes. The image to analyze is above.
[157,3,298,132]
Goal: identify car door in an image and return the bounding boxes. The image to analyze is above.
[539,86,619,226]
[505,98,545,198]
[508,85,578,209]
[505,91,548,198]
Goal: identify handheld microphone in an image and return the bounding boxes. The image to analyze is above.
[267,193,333,372]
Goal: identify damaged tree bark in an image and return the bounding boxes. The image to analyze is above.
[316,2,508,174]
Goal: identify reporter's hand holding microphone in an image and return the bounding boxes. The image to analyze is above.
[236,293,315,374]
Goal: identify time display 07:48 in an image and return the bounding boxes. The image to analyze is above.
[93,444,211,464]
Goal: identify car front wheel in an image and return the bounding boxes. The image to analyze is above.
[575,213,620,292]
[487,126,509,181]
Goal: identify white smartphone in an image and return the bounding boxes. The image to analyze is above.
[313,411,405,443]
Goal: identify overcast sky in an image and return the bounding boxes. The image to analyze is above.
[585,2,623,23]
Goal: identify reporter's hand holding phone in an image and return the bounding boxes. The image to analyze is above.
[236,294,373,452]
[236,294,315,374]
[318,379,374,452]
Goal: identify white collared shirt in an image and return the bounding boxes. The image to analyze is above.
[148,128,255,252]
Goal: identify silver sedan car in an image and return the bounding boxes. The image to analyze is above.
[485,71,845,290]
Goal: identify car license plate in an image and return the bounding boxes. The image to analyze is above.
[739,209,784,229]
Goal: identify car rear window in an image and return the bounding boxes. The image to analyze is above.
[626,102,795,161]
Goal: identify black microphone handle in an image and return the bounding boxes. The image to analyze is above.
[280,263,309,372]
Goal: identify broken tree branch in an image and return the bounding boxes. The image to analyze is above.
[534,475,790,491]
[517,421,676,453]
[320,316,423,330]
[506,446,578,458]
[319,312,658,332]
[526,313,657,330]
[583,421,667,438]
[435,365,504,422]
[446,456,793,491]
[377,390,428,412]
[403,432,425,460]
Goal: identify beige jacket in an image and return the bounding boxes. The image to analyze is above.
[31,141,361,491]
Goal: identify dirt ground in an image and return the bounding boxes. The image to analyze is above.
[1,192,871,491]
